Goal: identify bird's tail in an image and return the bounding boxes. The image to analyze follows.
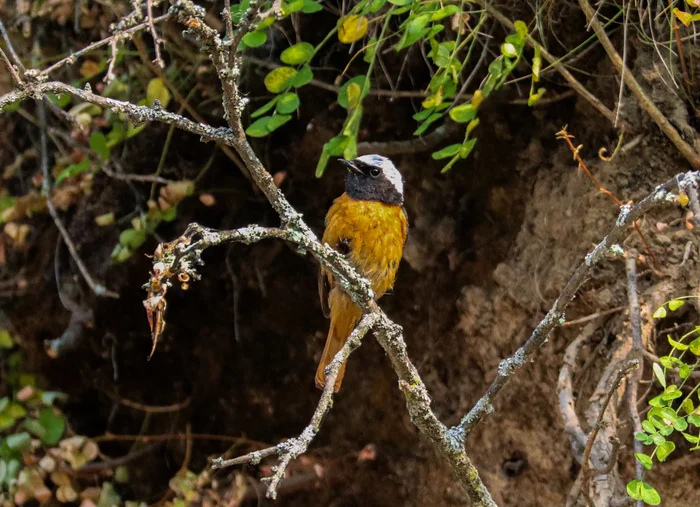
[315,294,361,392]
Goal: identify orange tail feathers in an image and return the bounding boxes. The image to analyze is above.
[315,325,348,392]
[316,294,361,392]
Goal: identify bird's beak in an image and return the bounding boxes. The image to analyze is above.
[339,158,362,174]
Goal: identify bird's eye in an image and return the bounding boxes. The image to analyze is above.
[369,167,381,178]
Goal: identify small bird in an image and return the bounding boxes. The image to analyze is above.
[316,154,408,392]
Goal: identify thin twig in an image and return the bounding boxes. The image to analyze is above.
[0,18,25,72]
[0,46,23,85]
[146,0,165,68]
[211,312,378,499]
[579,360,639,506]
[562,306,626,326]
[37,101,119,299]
[625,249,644,507]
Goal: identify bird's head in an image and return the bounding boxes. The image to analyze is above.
[340,154,404,205]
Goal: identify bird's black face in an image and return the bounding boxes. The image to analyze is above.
[341,155,404,205]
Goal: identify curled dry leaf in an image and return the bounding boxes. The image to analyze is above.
[4,222,30,246]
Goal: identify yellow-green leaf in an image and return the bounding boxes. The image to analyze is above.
[146,78,171,109]
[346,83,362,109]
[264,67,297,93]
[338,15,368,44]
[281,42,314,65]
[674,8,693,27]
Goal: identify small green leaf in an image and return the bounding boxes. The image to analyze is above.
[290,65,314,88]
[634,431,648,441]
[264,67,298,93]
[642,420,657,434]
[245,116,272,137]
[276,93,300,114]
[266,114,292,132]
[6,432,31,452]
[241,31,267,48]
[668,335,689,351]
[363,36,378,63]
[38,408,65,445]
[635,453,653,470]
[119,228,147,250]
[281,42,314,65]
[682,398,695,415]
[459,138,477,159]
[688,413,700,427]
[501,43,519,58]
[0,330,13,349]
[689,337,700,355]
[432,144,461,160]
[338,76,368,109]
[251,96,280,118]
[146,78,171,109]
[413,108,434,121]
[627,479,643,500]
[661,385,682,401]
[653,306,667,319]
[683,432,699,443]
[639,482,661,505]
[513,20,528,37]
[449,103,478,123]
[56,159,91,185]
[301,0,323,13]
[89,132,110,161]
[651,433,666,446]
[656,441,676,462]
[679,363,691,379]
[668,299,685,311]
[95,213,115,227]
[653,363,666,388]
[4,402,26,419]
[431,5,460,20]
[325,135,351,157]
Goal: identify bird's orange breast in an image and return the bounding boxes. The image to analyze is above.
[323,193,407,297]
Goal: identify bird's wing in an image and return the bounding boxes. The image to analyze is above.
[318,267,331,318]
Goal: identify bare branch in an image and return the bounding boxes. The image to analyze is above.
[0,46,23,85]
[146,0,165,68]
[212,313,379,499]
[453,171,697,440]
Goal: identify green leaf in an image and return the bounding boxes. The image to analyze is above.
[668,299,685,311]
[241,31,267,48]
[432,144,461,160]
[290,65,314,88]
[431,5,460,20]
[396,14,431,51]
[642,420,657,434]
[653,306,667,319]
[119,228,147,250]
[388,0,412,5]
[325,135,351,156]
[634,431,648,441]
[627,479,643,500]
[276,92,300,114]
[363,36,378,63]
[657,441,676,462]
[281,42,314,65]
[301,0,323,13]
[264,67,298,93]
[662,385,683,400]
[245,116,272,137]
[266,114,292,132]
[38,408,65,445]
[284,0,305,13]
[413,113,441,136]
[56,159,91,185]
[651,433,666,445]
[89,132,110,161]
[679,363,691,379]
[653,363,666,388]
[6,432,31,452]
[668,335,689,351]
[146,78,171,109]
[513,20,528,37]
[635,453,653,470]
[0,330,12,349]
[459,138,477,159]
[49,94,71,109]
[251,96,280,118]
[683,432,699,443]
[338,76,368,109]
[682,398,695,415]
[640,482,661,505]
[501,43,519,58]
[689,337,700,355]
[413,108,435,121]
[3,402,26,419]
[688,413,700,427]
[449,103,478,123]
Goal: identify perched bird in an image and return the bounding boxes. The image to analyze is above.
[316,154,408,392]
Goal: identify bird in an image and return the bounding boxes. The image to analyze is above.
[316,154,408,392]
